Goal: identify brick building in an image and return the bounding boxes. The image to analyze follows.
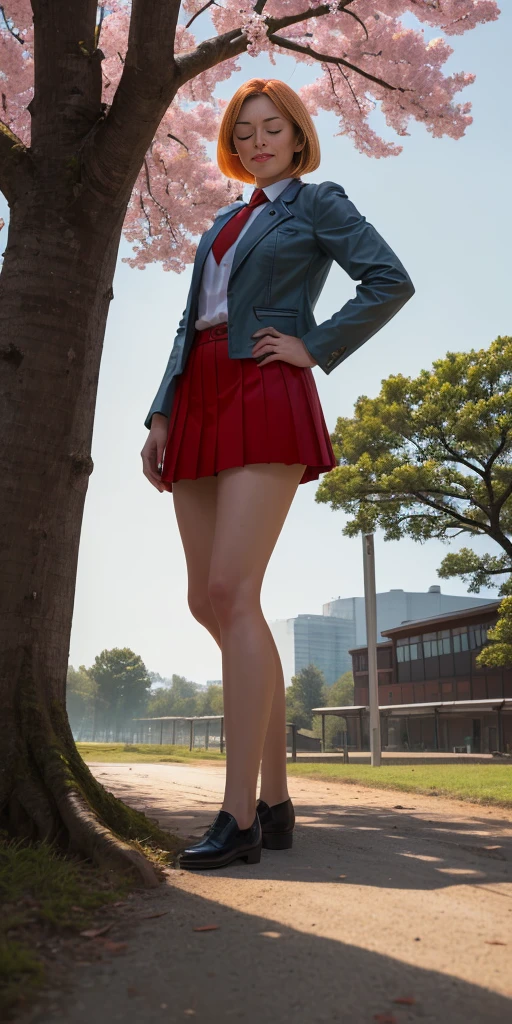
[348,601,512,753]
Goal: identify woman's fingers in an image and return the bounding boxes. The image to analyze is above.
[141,434,166,491]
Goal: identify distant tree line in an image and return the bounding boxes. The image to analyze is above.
[67,647,353,747]
[66,647,223,741]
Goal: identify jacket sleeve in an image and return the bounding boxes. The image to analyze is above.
[301,181,415,374]
[144,305,188,430]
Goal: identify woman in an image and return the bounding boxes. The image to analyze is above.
[141,78,414,870]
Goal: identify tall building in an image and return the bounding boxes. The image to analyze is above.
[271,586,494,688]
[270,613,355,687]
[323,586,493,645]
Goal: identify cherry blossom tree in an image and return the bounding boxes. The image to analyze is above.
[0,1,500,881]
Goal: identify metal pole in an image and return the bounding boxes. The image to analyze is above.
[291,723,297,763]
[362,532,382,766]
[343,729,349,764]
[189,719,194,751]
[497,707,503,753]
[160,719,163,745]
[321,714,326,753]
[172,719,176,745]
[220,717,225,754]
[205,719,210,751]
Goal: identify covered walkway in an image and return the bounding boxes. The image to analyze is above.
[312,698,512,754]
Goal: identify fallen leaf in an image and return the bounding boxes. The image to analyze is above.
[141,911,169,919]
[393,997,416,1005]
[100,941,128,953]
[338,874,347,879]
[485,940,506,946]
[80,924,113,939]
[193,925,219,932]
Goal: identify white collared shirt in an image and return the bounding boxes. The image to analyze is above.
[195,176,295,329]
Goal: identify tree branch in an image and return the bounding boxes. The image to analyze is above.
[437,433,486,478]
[358,488,492,538]
[175,3,402,95]
[410,490,493,536]
[494,476,512,516]
[0,120,30,205]
[267,33,406,93]
[88,0,407,201]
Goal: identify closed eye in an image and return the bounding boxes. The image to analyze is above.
[235,131,282,141]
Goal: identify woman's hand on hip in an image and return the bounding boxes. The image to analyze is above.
[251,326,317,368]
[141,413,168,492]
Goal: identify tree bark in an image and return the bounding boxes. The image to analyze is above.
[0,180,182,884]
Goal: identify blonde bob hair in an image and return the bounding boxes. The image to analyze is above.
[217,78,321,185]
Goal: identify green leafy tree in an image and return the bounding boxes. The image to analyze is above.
[328,671,354,708]
[316,336,512,666]
[196,684,224,717]
[66,665,97,739]
[145,674,201,718]
[476,595,512,668]
[90,648,152,738]
[313,671,354,749]
[285,664,326,730]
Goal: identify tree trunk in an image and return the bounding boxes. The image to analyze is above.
[0,191,180,884]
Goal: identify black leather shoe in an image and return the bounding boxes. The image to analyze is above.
[257,797,295,850]
[179,810,262,870]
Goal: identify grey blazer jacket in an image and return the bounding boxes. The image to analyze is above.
[145,177,415,428]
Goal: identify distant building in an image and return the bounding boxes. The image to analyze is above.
[271,586,494,689]
[346,601,512,753]
[270,613,355,687]
[323,585,493,645]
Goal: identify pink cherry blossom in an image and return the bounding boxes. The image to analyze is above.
[0,1,500,266]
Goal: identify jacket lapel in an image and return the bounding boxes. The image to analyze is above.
[190,177,304,297]
[229,177,303,281]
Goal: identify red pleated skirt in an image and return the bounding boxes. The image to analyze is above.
[159,321,337,492]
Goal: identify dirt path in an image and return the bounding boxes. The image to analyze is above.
[25,762,512,1024]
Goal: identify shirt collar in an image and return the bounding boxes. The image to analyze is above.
[243,176,298,204]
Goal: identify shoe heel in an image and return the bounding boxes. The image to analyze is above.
[262,832,293,851]
[244,844,262,864]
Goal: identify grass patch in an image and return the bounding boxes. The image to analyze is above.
[0,835,131,1019]
[287,763,512,807]
[78,742,226,764]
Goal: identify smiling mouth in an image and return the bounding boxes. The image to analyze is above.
[253,155,274,161]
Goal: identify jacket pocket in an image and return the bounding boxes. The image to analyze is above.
[253,306,299,340]
[253,306,299,319]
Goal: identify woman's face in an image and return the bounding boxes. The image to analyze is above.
[231,93,305,187]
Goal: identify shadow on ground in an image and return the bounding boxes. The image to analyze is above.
[25,871,512,1024]
[96,767,512,892]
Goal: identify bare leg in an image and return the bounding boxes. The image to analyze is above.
[259,634,290,807]
[172,466,303,820]
[208,463,305,829]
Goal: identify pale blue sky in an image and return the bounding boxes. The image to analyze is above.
[2,8,510,683]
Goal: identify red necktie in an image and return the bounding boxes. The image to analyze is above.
[211,188,270,265]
